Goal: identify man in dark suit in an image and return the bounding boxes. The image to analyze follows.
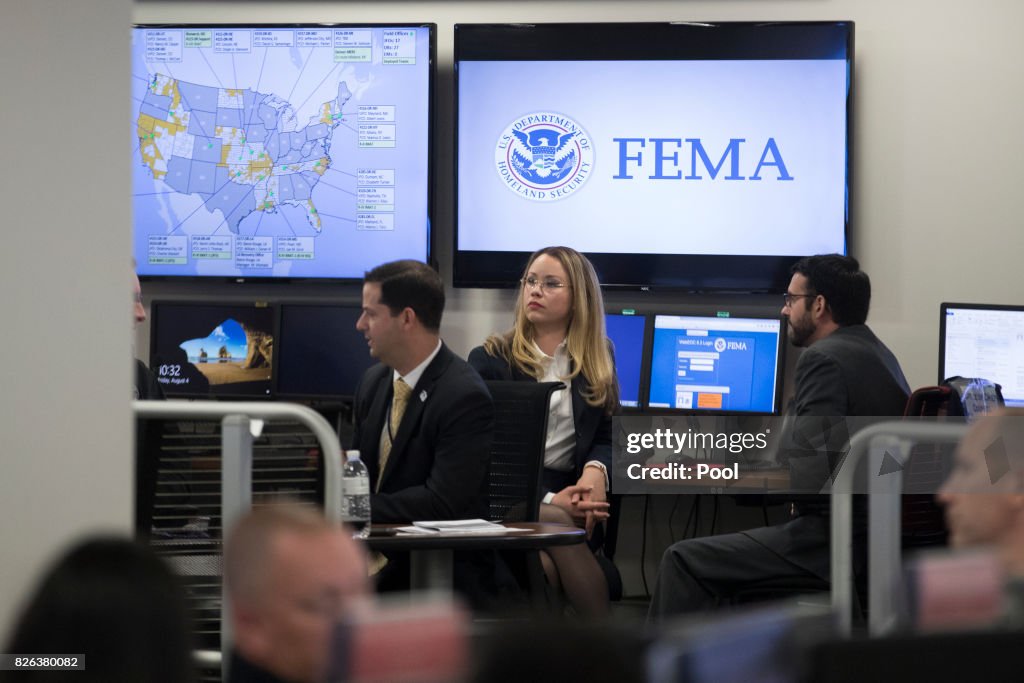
[352,259,494,523]
[351,260,500,604]
[648,254,911,618]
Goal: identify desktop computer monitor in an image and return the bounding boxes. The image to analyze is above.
[149,301,275,398]
[939,302,1024,407]
[647,314,784,414]
[605,313,647,409]
[276,303,376,400]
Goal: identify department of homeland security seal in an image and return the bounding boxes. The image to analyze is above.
[494,112,594,201]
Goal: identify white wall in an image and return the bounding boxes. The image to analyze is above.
[135,0,1024,389]
[0,0,133,636]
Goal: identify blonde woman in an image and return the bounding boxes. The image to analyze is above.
[469,246,619,616]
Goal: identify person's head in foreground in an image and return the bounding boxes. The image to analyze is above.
[225,502,369,683]
[938,408,1024,571]
[3,536,195,683]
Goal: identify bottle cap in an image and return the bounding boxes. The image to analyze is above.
[346,450,361,462]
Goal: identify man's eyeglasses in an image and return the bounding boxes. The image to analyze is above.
[521,276,568,293]
[782,292,816,306]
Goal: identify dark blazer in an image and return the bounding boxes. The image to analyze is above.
[467,345,613,477]
[789,324,911,419]
[746,323,911,578]
[352,343,494,523]
[780,323,912,484]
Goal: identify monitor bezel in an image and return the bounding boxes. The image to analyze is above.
[133,22,437,284]
[938,301,1024,385]
[605,310,653,413]
[452,21,854,292]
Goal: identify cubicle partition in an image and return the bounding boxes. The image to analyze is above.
[133,400,344,681]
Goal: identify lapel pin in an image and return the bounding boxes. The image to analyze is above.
[419,390,428,402]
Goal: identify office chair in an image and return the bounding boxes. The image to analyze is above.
[484,381,563,523]
[484,380,563,610]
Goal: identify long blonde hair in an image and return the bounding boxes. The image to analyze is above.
[483,246,619,414]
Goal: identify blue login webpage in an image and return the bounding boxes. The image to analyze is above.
[648,316,781,413]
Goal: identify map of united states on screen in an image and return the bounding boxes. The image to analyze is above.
[132,26,432,279]
[137,74,351,234]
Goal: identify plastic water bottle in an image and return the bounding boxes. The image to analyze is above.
[342,450,371,539]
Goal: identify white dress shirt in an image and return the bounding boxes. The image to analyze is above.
[378,340,443,456]
[536,341,610,504]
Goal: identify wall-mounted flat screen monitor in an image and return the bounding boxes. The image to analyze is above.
[605,313,648,408]
[939,302,1024,407]
[276,303,376,400]
[132,24,434,281]
[454,22,852,290]
[149,301,275,398]
[647,314,785,414]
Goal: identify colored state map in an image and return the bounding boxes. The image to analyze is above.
[136,73,352,233]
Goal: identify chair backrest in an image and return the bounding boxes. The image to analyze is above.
[484,381,563,523]
[901,386,961,543]
[903,385,954,418]
[904,379,1006,420]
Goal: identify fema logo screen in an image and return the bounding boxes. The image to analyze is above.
[457,59,847,256]
[494,112,593,201]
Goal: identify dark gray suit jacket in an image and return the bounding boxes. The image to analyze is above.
[779,324,911,486]
[780,324,911,486]
[790,324,910,418]
[746,324,911,577]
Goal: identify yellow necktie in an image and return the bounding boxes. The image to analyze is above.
[377,378,412,489]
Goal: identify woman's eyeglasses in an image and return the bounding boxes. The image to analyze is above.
[521,276,568,293]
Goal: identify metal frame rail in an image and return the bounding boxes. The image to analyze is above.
[133,400,345,681]
[830,421,968,637]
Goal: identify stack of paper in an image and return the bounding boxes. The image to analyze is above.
[394,519,527,535]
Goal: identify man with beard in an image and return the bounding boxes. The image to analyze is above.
[648,254,911,618]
